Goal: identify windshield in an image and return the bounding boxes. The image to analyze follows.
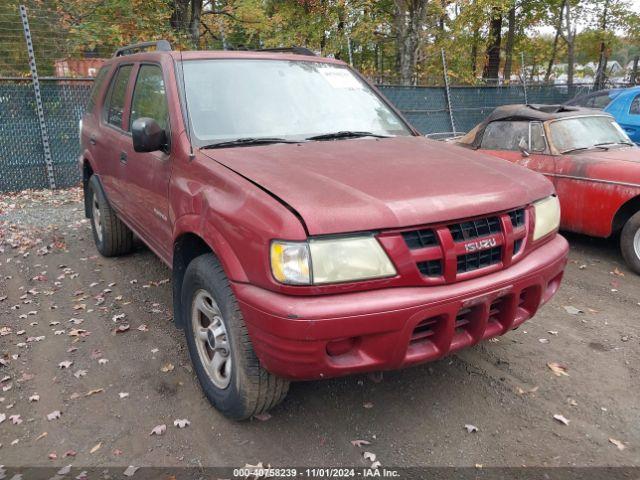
[549,116,632,153]
[182,59,411,144]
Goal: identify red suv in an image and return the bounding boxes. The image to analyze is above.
[79,41,568,419]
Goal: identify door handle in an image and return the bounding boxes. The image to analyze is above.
[89,135,96,145]
[119,151,127,164]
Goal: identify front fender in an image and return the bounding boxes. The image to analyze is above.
[172,214,249,283]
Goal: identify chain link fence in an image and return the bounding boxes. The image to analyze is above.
[0,4,601,193]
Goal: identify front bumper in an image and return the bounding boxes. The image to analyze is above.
[235,235,569,380]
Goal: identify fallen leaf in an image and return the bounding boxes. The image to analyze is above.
[119,392,129,399]
[35,432,47,441]
[150,424,166,436]
[553,414,570,425]
[90,442,102,453]
[57,465,72,475]
[0,413,6,424]
[29,394,39,402]
[98,358,109,365]
[112,313,126,322]
[64,450,77,457]
[9,414,22,425]
[160,363,174,372]
[547,362,569,377]
[174,418,190,428]
[48,452,57,460]
[516,386,539,395]
[85,388,104,397]
[351,439,371,447]
[363,452,376,462]
[363,401,374,409]
[253,412,271,421]
[46,410,61,421]
[114,324,130,334]
[563,306,583,315]
[609,438,626,451]
[137,324,148,332]
[73,369,87,378]
[123,466,139,477]
[612,268,625,277]
[371,461,381,469]
[464,424,478,433]
[58,360,73,369]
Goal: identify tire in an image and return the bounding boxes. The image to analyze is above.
[87,175,133,257]
[181,254,289,420]
[620,210,640,275]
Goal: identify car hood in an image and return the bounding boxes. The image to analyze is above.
[201,136,554,235]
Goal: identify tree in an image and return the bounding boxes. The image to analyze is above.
[482,6,502,82]
[392,0,430,85]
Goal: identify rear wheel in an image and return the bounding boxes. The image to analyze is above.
[87,175,133,257]
[620,210,640,275]
[182,253,289,420]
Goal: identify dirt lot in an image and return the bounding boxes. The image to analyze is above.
[0,188,638,469]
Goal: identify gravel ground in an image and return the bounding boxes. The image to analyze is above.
[0,188,638,470]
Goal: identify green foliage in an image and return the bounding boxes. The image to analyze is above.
[1,0,637,84]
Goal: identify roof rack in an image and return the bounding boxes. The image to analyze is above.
[113,40,172,58]
[256,47,316,56]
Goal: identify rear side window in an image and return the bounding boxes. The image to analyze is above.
[104,65,132,128]
[481,121,529,150]
[129,65,169,131]
[86,67,108,112]
[630,95,640,115]
[589,92,613,109]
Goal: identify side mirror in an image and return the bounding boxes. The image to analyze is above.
[131,117,167,153]
[518,137,530,157]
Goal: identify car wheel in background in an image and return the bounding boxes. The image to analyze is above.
[87,175,133,257]
[181,253,289,420]
[620,210,640,275]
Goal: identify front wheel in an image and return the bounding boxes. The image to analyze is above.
[620,210,640,275]
[182,253,289,420]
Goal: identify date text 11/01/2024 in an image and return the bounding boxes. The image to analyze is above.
[231,467,401,478]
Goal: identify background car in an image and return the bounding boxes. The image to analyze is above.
[565,86,640,143]
[457,104,640,274]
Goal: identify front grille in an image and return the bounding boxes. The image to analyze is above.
[402,229,437,249]
[457,246,502,273]
[509,209,526,228]
[449,216,501,242]
[398,206,529,283]
[513,238,523,255]
[417,260,442,277]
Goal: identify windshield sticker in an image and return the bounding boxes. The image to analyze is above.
[319,68,363,89]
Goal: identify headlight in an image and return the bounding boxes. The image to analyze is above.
[533,195,561,241]
[270,236,396,285]
[270,241,311,285]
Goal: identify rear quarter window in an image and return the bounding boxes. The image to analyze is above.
[104,65,133,129]
[629,94,640,115]
[86,66,109,112]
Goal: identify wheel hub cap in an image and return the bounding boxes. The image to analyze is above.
[92,192,102,242]
[192,289,231,389]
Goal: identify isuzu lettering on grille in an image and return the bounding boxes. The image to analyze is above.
[464,237,498,253]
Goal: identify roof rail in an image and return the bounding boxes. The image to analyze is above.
[113,40,172,58]
[257,47,316,57]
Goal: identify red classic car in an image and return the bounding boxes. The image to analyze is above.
[458,104,640,274]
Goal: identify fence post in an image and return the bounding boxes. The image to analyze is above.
[19,4,56,189]
[441,48,457,135]
[521,52,529,105]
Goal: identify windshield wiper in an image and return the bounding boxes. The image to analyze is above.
[560,145,610,154]
[200,137,299,149]
[594,141,634,147]
[306,131,390,141]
